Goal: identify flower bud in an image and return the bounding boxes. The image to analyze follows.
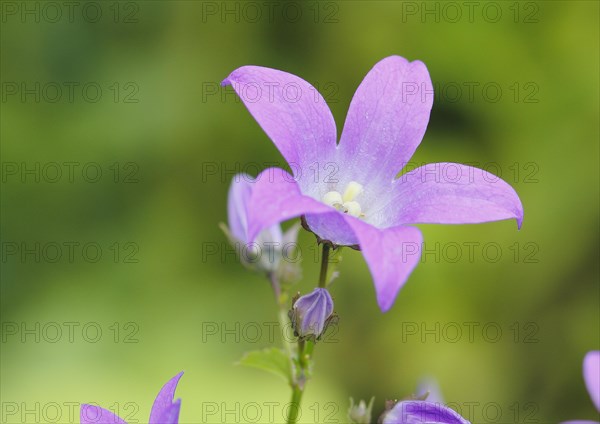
[289,288,334,341]
[222,174,302,282]
[348,397,374,424]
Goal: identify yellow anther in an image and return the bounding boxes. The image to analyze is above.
[322,182,366,219]
[342,181,364,203]
[323,191,343,208]
[344,201,362,217]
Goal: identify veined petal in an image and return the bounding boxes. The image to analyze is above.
[383,401,470,424]
[149,372,183,424]
[246,168,334,243]
[222,66,337,184]
[584,351,600,412]
[304,212,359,246]
[338,56,433,191]
[153,399,181,424]
[80,405,126,424]
[227,173,254,242]
[343,217,423,312]
[376,163,523,229]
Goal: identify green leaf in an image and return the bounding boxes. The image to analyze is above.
[237,348,292,384]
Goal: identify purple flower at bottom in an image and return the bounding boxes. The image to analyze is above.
[222,56,524,312]
[382,400,470,424]
[290,288,334,340]
[562,351,600,424]
[80,372,183,424]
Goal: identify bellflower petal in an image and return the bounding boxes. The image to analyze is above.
[246,168,333,243]
[304,212,359,246]
[584,351,600,412]
[383,400,470,424]
[376,163,523,229]
[222,66,337,186]
[343,217,423,312]
[227,173,283,244]
[227,173,253,241]
[337,56,433,191]
[152,400,182,424]
[80,405,127,424]
[561,351,600,424]
[149,372,184,424]
[561,421,600,424]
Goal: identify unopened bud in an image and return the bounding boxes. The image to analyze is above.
[348,397,374,424]
[289,288,334,341]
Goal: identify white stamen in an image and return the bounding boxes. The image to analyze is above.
[343,181,364,203]
[323,191,343,208]
[343,201,362,217]
[322,182,366,219]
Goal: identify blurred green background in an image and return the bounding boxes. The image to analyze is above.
[1,1,598,423]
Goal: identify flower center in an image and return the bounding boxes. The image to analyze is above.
[322,181,365,218]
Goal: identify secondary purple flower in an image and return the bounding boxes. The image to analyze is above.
[289,288,334,340]
[80,372,183,424]
[222,56,523,312]
[382,400,470,424]
[563,351,600,424]
[221,173,300,277]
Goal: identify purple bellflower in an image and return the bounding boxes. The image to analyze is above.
[221,173,300,278]
[289,288,334,341]
[382,400,471,424]
[80,372,183,424]
[222,56,523,312]
[563,351,600,424]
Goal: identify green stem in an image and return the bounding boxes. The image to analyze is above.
[288,383,303,424]
[318,244,331,288]
[287,245,330,424]
[288,340,310,424]
[278,307,293,357]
